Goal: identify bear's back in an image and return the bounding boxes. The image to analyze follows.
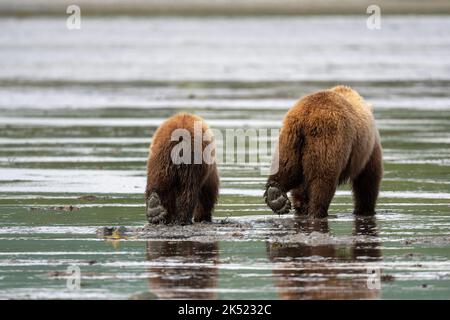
[150,113,210,154]
[285,90,358,138]
[329,86,378,178]
[286,87,377,178]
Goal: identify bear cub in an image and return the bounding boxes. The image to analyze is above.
[145,113,219,224]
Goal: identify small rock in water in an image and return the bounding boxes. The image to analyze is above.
[78,195,98,201]
[29,205,80,212]
[96,226,127,238]
[381,274,395,282]
[47,271,69,278]
[59,205,79,211]
[403,252,424,258]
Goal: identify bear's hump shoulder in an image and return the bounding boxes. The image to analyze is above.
[329,85,373,112]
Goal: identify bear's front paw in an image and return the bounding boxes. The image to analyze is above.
[146,192,168,224]
[264,185,291,215]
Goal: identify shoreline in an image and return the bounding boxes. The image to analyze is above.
[3,0,450,16]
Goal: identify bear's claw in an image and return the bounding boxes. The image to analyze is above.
[146,192,168,224]
[264,185,291,215]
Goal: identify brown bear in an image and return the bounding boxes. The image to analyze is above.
[145,113,219,224]
[264,85,383,218]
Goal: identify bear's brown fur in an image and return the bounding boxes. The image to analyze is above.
[145,113,219,224]
[264,86,383,218]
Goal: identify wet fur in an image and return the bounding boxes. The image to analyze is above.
[145,113,219,224]
[265,86,383,218]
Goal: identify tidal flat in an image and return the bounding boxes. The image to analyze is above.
[0,16,449,299]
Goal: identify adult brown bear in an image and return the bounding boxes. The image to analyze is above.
[264,86,383,218]
[145,113,219,224]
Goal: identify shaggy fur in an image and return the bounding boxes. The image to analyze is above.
[145,113,219,224]
[264,86,383,218]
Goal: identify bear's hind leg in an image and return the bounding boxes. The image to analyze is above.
[302,137,342,218]
[173,165,207,225]
[307,177,338,218]
[292,184,309,216]
[352,142,383,216]
[264,148,303,215]
[264,127,305,215]
[194,170,219,223]
[174,188,199,225]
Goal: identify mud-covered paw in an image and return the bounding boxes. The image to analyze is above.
[146,192,168,224]
[264,185,291,215]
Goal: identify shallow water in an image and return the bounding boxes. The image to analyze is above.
[0,16,449,299]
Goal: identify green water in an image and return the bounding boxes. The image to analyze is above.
[0,16,449,299]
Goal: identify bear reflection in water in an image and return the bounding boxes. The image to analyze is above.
[146,241,219,299]
[145,218,380,300]
[266,217,381,299]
